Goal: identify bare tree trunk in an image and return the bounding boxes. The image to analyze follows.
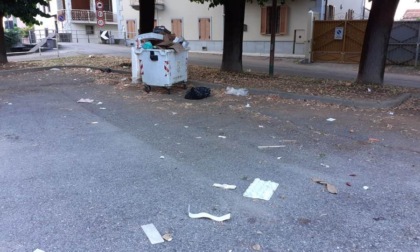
[139,0,155,34]
[221,0,245,72]
[0,12,8,64]
[356,0,399,85]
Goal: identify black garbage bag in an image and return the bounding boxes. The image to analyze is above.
[184,87,211,100]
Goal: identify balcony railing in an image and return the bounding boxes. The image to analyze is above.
[57,9,117,23]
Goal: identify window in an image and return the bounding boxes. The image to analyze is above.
[171,19,183,37]
[260,5,289,35]
[199,18,211,40]
[86,25,94,35]
[4,20,14,30]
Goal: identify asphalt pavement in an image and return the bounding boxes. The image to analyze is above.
[0,61,419,251]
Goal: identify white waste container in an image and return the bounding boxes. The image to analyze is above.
[132,47,188,93]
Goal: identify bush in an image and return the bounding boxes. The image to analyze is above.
[4,28,22,51]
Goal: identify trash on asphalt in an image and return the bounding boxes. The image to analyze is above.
[49,68,60,71]
[245,103,251,108]
[160,156,165,159]
[99,107,106,110]
[257,145,286,149]
[226,86,249,96]
[141,223,165,244]
[162,233,173,242]
[97,101,103,105]
[252,244,262,251]
[218,135,227,139]
[91,122,98,124]
[188,205,231,222]
[213,183,237,190]
[243,178,279,201]
[368,138,380,143]
[320,163,330,168]
[311,178,338,194]
[184,87,211,100]
[326,118,336,122]
[259,125,264,128]
[363,186,369,190]
[77,98,94,103]
[34,249,45,252]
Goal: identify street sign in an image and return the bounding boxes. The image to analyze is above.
[101,30,109,40]
[334,27,344,40]
[95,0,105,27]
[58,15,65,22]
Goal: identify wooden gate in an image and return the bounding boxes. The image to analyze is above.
[312,20,367,63]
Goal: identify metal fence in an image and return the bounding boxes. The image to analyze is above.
[387,21,420,67]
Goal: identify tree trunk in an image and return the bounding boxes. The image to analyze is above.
[139,0,155,34]
[356,0,399,85]
[0,12,8,64]
[221,0,245,72]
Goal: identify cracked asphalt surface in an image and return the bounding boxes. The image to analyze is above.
[0,69,419,251]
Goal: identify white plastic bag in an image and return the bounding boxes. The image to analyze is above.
[226,87,249,96]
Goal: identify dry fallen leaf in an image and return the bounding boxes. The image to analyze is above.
[326,183,338,194]
[346,182,352,186]
[162,233,173,242]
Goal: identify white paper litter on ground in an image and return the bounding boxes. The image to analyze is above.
[213,183,237,190]
[188,205,231,222]
[257,145,286,149]
[326,118,336,122]
[34,249,45,252]
[77,98,94,103]
[218,135,227,139]
[226,87,248,96]
[141,224,165,244]
[243,178,279,201]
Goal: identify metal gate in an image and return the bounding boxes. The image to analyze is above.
[388,21,420,66]
[312,20,367,63]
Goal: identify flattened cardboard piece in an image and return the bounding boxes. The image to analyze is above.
[141,223,165,244]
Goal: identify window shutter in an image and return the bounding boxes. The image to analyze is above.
[261,7,267,34]
[279,5,288,35]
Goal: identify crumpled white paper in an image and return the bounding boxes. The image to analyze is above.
[188,205,231,222]
[243,178,279,201]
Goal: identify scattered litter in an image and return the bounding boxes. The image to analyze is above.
[91,122,98,124]
[86,68,93,72]
[245,103,251,108]
[184,87,211,100]
[258,125,264,128]
[218,135,227,139]
[320,163,330,168]
[97,102,103,105]
[256,230,263,235]
[160,156,165,159]
[252,244,262,251]
[326,184,338,194]
[213,183,236,190]
[184,126,189,128]
[349,129,354,133]
[368,138,380,143]
[34,249,45,252]
[121,78,127,81]
[162,233,173,242]
[311,178,338,194]
[326,118,336,122]
[88,55,95,58]
[388,112,394,115]
[188,205,231,222]
[154,123,159,126]
[99,107,106,110]
[226,87,248,96]
[346,182,352,186]
[141,223,165,244]
[49,68,60,71]
[7,102,12,105]
[77,98,94,103]
[257,145,285,149]
[367,88,372,92]
[243,178,279,201]
[277,157,282,160]
[363,186,369,190]
[171,112,177,115]
[195,137,202,139]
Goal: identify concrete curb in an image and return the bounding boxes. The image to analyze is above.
[0,66,413,109]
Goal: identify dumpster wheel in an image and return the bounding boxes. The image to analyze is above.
[144,85,151,93]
